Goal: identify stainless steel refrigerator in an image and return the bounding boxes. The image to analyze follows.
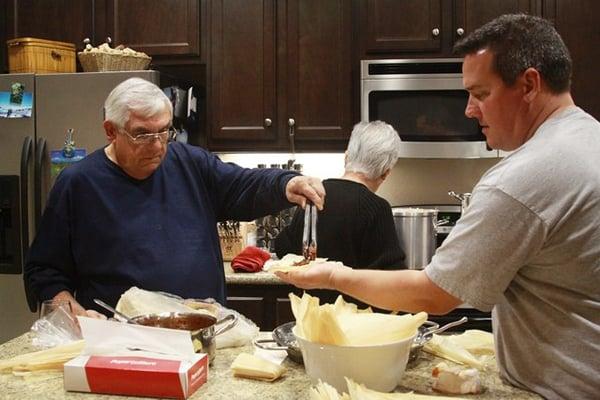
[0,71,159,343]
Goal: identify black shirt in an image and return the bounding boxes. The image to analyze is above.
[275,179,405,269]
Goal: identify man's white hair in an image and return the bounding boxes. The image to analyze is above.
[345,120,402,180]
[104,77,172,129]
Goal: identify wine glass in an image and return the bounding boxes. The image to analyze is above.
[39,299,72,319]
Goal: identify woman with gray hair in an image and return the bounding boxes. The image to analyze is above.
[275,120,405,269]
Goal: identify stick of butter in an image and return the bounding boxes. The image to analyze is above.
[231,353,286,382]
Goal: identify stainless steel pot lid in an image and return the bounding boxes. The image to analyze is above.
[392,207,438,216]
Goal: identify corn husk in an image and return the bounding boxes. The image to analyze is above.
[424,335,484,369]
[445,330,495,356]
[345,377,469,399]
[290,292,426,346]
[310,380,351,400]
[0,340,84,374]
[310,379,469,400]
[266,254,328,273]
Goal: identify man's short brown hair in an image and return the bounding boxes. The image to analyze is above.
[454,14,572,94]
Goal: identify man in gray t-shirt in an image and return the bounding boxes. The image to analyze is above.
[276,15,600,399]
[427,106,600,399]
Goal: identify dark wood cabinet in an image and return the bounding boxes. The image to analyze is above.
[207,0,354,151]
[358,0,539,57]
[208,0,277,147]
[358,0,444,54]
[97,0,203,61]
[226,283,343,330]
[3,0,204,64]
[226,283,491,332]
[453,0,539,44]
[543,0,600,119]
[5,0,95,51]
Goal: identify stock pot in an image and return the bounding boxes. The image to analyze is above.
[392,207,441,270]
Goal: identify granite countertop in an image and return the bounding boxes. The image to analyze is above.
[0,332,541,400]
[224,262,285,285]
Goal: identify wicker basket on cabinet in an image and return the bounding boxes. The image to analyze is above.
[77,51,151,72]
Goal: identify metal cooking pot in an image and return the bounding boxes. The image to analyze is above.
[132,312,237,363]
[254,321,303,363]
[392,207,445,270]
[448,191,472,214]
[408,317,468,365]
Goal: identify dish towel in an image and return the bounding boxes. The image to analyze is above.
[231,246,271,273]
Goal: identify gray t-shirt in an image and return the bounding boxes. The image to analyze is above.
[426,106,600,400]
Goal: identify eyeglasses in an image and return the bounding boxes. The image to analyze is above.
[120,127,177,145]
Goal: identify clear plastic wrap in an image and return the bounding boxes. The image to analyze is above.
[115,287,259,349]
[30,306,82,349]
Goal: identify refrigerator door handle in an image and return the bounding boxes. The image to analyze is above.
[20,136,39,312]
[34,137,47,232]
[19,136,33,260]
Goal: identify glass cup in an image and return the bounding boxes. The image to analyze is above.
[39,299,72,319]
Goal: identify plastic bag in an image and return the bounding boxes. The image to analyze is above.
[184,295,260,349]
[115,287,259,349]
[215,306,259,349]
[30,307,83,349]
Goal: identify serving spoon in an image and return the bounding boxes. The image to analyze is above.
[93,298,139,324]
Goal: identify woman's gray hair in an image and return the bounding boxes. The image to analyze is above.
[104,77,173,129]
[345,120,402,180]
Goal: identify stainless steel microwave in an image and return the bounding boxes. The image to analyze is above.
[361,59,498,158]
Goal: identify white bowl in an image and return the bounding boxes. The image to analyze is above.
[293,327,415,392]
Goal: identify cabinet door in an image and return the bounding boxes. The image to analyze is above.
[359,0,443,53]
[208,0,278,149]
[227,296,266,328]
[284,0,353,147]
[545,0,600,119]
[99,0,200,57]
[453,0,539,44]
[5,0,95,50]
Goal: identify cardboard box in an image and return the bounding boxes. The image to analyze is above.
[64,353,208,399]
[64,317,208,399]
[7,37,76,73]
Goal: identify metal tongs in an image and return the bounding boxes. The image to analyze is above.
[302,202,318,261]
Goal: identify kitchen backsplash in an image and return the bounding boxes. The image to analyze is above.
[217,153,500,207]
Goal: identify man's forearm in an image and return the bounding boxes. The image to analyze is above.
[330,268,461,315]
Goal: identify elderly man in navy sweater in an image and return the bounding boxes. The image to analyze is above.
[24,77,325,318]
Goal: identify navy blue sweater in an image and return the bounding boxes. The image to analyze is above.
[24,143,297,313]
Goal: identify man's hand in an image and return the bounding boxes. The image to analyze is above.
[52,290,107,320]
[274,261,347,290]
[285,176,326,210]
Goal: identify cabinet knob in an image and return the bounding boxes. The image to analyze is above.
[456,28,465,37]
[264,118,272,127]
[288,119,296,159]
[432,28,440,37]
